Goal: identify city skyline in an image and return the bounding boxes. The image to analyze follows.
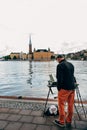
[1,0,87,57]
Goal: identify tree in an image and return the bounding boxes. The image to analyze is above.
[4,55,11,60]
[13,56,17,60]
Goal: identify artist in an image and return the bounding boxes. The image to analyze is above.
[54,54,76,127]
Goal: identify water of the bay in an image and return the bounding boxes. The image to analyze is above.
[0,60,87,100]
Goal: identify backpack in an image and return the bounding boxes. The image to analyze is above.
[44,105,59,116]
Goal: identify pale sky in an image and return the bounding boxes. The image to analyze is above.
[0,0,87,57]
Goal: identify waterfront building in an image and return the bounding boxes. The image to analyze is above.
[33,48,54,61]
[10,52,20,59]
[10,52,27,60]
[10,35,55,61]
[20,52,27,60]
[28,47,54,61]
[28,35,54,61]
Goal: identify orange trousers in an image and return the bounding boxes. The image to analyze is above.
[58,89,75,124]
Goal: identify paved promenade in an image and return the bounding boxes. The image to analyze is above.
[0,98,87,130]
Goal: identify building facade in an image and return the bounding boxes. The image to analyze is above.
[33,49,54,61]
[10,52,27,60]
[10,36,55,61]
[10,52,20,59]
[28,35,54,61]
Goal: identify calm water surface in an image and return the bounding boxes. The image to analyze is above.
[0,60,87,100]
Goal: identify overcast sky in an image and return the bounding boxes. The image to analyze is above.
[0,0,87,56]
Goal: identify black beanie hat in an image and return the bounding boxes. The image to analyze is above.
[56,54,64,59]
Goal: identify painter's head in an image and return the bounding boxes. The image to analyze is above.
[56,54,65,63]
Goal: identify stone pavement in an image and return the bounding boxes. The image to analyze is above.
[0,98,87,130]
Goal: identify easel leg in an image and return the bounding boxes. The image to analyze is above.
[74,103,81,120]
[76,87,86,118]
[43,89,50,117]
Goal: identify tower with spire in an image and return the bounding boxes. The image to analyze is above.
[29,34,32,54]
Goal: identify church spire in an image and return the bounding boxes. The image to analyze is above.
[29,34,32,54]
[29,34,32,45]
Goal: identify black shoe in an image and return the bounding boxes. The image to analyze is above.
[66,122,71,127]
[53,120,65,127]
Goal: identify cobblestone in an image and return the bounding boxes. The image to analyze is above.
[0,100,46,111]
[0,99,87,115]
[0,98,87,130]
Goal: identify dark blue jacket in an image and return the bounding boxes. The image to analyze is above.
[56,59,76,91]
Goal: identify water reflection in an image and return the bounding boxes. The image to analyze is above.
[0,61,87,99]
[27,61,33,87]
